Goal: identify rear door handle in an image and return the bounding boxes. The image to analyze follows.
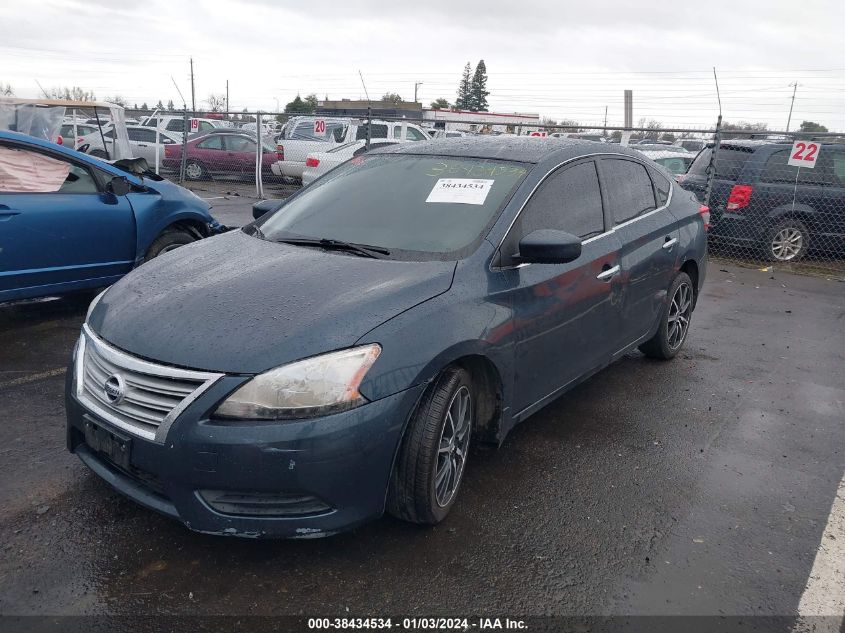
[662,237,678,250]
[597,264,620,281]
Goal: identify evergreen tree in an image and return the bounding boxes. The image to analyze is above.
[166,99,175,111]
[155,100,164,109]
[469,60,489,112]
[455,62,472,110]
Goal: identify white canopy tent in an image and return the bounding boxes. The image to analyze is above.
[0,98,132,160]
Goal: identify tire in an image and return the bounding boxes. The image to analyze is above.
[639,272,694,360]
[387,367,474,525]
[764,218,810,262]
[184,160,208,180]
[145,230,195,260]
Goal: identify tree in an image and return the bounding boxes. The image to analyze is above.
[49,86,96,102]
[304,93,318,111]
[799,120,828,134]
[381,93,404,105]
[722,120,768,139]
[0,82,13,96]
[468,60,490,112]
[104,95,128,107]
[284,95,312,114]
[455,62,472,110]
[540,116,558,132]
[155,100,164,110]
[206,93,226,112]
[430,98,450,110]
[140,102,149,110]
[166,99,175,111]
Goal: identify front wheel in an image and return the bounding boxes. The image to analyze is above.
[145,230,195,260]
[387,367,473,525]
[639,272,694,360]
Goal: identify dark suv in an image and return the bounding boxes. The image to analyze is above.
[682,141,845,261]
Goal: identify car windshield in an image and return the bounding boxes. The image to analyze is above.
[255,154,529,259]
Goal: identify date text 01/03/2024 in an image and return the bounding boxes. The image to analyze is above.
[306,617,528,630]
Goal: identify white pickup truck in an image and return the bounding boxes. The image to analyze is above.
[271,117,429,181]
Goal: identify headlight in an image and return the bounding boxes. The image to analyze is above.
[86,288,108,322]
[213,344,381,420]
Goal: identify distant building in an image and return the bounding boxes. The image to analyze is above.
[423,108,541,134]
[315,99,541,134]
[316,99,422,120]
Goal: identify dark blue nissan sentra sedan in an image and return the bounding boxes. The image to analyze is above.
[66,137,708,538]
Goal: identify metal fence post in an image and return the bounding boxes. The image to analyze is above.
[256,112,264,198]
[179,109,188,183]
[703,114,722,210]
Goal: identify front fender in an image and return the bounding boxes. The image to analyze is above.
[355,290,514,430]
[126,189,215,262]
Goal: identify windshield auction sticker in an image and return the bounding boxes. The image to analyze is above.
[426,178,494,205]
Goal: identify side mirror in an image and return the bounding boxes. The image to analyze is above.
[517,229,582,264]
[252,198,285,220]
[107,176,132,196]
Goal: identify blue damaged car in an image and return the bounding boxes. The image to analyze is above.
[0,130,223,303]
[66,137,708,538]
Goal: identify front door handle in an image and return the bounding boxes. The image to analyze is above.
[0,205,20,221]
[597,264,620,281]
[662,237,678,250]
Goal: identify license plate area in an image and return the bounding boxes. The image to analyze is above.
[83,416,131,471]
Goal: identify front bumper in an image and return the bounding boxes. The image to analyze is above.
[66,372,425,538]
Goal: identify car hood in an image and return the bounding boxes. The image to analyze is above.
[88,230,456,374]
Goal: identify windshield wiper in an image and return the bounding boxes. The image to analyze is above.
[276,237,390,259]
[247,224,265,239]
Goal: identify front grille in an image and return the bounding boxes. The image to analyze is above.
[76,325,223,442]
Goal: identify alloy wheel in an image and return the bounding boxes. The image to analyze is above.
[667,282,693,350]
[433,385,472,508]
[771,227,804,261]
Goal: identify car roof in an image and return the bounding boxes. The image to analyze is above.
[368,136,641,164]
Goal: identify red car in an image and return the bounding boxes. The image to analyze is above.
[163,131,279,180]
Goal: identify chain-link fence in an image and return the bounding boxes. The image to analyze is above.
[96,109,845,279]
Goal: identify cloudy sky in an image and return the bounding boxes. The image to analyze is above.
[2,0,845,130]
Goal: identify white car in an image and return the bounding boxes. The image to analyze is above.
[272,118,429,181]
[636,149,695,180]
[78,125,182,166]
[140,114,223,135]
[301,140,399,186]
[428,129,466,139]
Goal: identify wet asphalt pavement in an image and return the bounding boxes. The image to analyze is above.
[1,202,844,622]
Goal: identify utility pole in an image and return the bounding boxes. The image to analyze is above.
[414,81,423,103]
[226,79,229,119]
[189,57,196,115]
[785,82,798,133]
[603,105,608,132]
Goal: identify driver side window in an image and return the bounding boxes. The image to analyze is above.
[0,144,99,194]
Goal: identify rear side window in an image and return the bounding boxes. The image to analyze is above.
[519,161,605,239]
[166,119,186,132]
[356,124,388,140]
[760,149,838,186]
[196,136,223,150]
[688,146,752,180]
[601,159,657,224]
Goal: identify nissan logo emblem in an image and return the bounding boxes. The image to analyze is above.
[103,374,126,405]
